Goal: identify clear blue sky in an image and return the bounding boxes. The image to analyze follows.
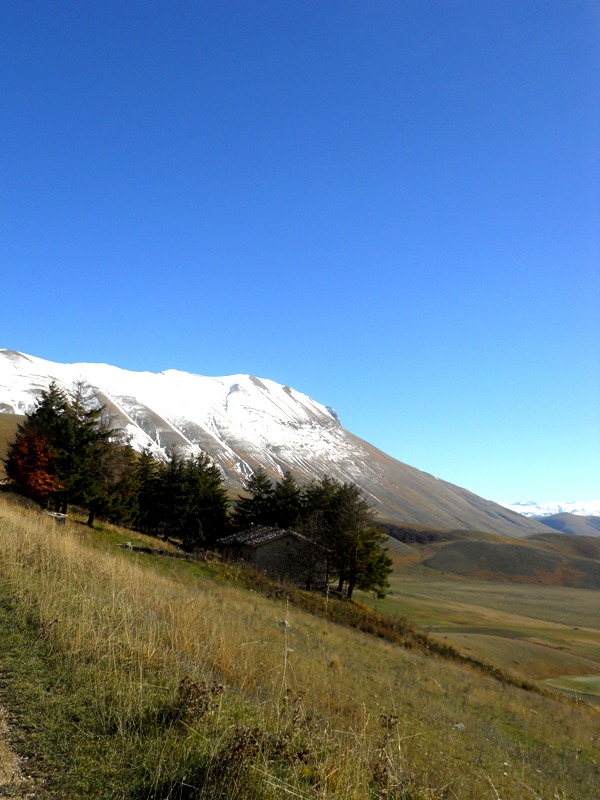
[2,1,599,504]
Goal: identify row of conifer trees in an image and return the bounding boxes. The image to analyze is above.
[3,383,392,597]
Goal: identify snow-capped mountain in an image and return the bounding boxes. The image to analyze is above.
[503,500,600,518]
[0,349,550,538]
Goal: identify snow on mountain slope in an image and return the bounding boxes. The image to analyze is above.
[503,500,600,518]
[0,349,550,537]
[0,349,353,482]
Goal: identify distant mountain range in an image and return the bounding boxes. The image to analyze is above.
[503,500,600,518]
[0,349,556,538]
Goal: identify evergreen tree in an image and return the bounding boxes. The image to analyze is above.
[233,468,274,528]
[67,382,129,525]
[328,482,373,593]
[4,381,124,522]
[4,385,231,543]
[5,383,77,512]
[179,453,230,549]
[148,451,229,549]
[300,476,343,582]
[4,383,73,508]
[302,475,341,530]
[85,441,139,527]
[343,526,393,599]
[301,476,392,598]
[271,470,303,529]
[294,507,330,590]
[155,453,186,539]
[133,448,162,534]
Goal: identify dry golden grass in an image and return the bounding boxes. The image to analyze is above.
[0,494,598,799]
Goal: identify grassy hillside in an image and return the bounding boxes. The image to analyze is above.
[535,512,600,538]
[0,494,598,799]
[381,523,600,591]
[528,532,600,560]
[422,538,600,589]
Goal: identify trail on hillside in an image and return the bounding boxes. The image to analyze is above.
[0,706,34,799]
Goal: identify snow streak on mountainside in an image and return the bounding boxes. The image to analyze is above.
[0,349,550,538]
[503,500,600,518]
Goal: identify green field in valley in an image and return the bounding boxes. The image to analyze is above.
[359,537,600,702]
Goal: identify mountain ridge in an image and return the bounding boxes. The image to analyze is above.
[0,349,549,538]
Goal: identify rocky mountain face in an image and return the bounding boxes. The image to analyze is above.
[0,349,549,537]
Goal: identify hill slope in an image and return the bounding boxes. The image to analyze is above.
[0,348,549,537]
[422,537,600,589]
[535,512,600,538]
[0,495,598,800]
[385,528,600,589]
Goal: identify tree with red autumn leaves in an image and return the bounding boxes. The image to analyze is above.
[4,428,63,503]
[4,382,121,520]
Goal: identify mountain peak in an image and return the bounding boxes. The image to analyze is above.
[0,348,550,538]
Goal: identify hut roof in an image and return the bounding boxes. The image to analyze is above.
[217,526,302,548]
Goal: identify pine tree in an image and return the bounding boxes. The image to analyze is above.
[301,476,392,598]
[233,468,274,528]
[3,381,123,521]
[182,453,230,549]
[67,382,127,524]
[154,453,188,541]
[133,448,162,534]
[85,441,139,527]
[5,383,72,510]
[271,470,303,529]
[145,451,229,549]
[328,482,373,594]
[344,526,393,599]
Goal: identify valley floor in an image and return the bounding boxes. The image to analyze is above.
[364,540,600,703]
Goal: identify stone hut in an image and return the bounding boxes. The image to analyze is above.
[217,526,327,588]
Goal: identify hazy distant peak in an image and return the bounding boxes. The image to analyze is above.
[503,500,600,518]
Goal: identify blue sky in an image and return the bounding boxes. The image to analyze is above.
[2,1,599,504]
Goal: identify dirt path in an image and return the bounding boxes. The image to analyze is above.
[0,707,34,799]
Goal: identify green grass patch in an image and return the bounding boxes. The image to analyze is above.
[544,674,600,699]
[358,568,600,686]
